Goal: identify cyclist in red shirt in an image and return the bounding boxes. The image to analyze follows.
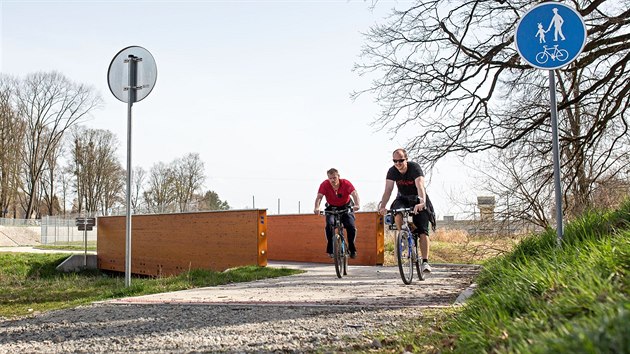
[314,168,361,258]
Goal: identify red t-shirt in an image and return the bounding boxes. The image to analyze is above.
[318,179,355,207]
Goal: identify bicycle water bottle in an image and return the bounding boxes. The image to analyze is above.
[385,214,393,225]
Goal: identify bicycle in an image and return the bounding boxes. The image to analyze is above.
[387,207,424,284]
[535,45,569,64]
[320,205,352,278]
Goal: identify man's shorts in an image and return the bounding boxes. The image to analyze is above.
[391,196,430,236]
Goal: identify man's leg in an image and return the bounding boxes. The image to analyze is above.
[394,213,403,231]
[390,198,405,232]
[325,215,335,255]
[342,212,357,256]
[414,211,432,272]
[419,233,429,260]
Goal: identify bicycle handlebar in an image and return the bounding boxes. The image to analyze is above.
[319,207,353,216]
[388,207,416,214]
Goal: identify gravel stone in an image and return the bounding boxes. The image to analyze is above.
[0,262,480,353]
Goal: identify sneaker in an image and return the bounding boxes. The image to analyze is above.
[421,261,432,273]
[328,253,334,259]
[350,251,357,259]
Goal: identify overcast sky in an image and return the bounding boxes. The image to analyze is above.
[1,0,480,218]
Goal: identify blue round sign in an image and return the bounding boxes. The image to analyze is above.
[515,3,587,70]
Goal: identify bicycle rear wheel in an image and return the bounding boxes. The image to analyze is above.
[396,230,414,284]
[333,234,344,278]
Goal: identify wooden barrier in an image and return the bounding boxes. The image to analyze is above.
[266,212,384,265]
[97,210,267,277]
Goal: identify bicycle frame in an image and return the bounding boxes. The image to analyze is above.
[388,207,424,284]
[321,206,352,278]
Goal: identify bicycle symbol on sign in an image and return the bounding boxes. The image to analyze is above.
[535,45,569,64]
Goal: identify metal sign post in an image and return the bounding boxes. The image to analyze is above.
[108,46,157,286]
[76,217,95,267]
[515,3,587,246]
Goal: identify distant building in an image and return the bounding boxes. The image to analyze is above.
[477,196,496,221]
[435,195,539,236]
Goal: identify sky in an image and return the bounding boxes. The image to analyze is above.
[1,0,480,219]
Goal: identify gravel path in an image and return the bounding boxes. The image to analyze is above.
[0,262,480,353]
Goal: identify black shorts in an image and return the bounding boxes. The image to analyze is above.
[391,196,430,236]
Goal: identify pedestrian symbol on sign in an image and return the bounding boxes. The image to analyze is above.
[547,8,566,42]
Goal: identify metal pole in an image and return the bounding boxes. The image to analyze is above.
[277,198,280,214]
[252,196,255,209]
[548,70,564,246]
[83,219,88,267]
[125,55,137,287]
[298,201,301,214]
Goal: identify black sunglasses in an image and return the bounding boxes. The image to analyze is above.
[393,159,406,163]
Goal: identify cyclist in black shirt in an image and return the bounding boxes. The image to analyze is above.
[378,148,435,273]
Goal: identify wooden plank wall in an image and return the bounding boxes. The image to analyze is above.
[97,210,267,277]
[266,212,384,265]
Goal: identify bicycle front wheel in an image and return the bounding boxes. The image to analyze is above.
[414,235,424,281]
[396,230,414,284]
[343,238,348,276]
[556,49,569,61]
[333,234,344,278]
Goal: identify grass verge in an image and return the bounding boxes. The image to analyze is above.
[35,242,97,251]
[0,253,301,319]
[374,199,630,353]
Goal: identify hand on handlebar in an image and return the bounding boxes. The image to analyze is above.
[352,205,360,212]
[378,207,387,216]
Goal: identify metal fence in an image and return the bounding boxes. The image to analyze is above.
[0,217,41,227]
[40,216,97,245]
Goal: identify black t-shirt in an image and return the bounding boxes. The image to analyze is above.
[386,161,424,197]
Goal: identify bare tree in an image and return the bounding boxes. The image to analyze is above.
[40,136,63,216]
[475,149,555,229]
[362,201,378,211]
[144,162,176,213]
[99,167,124,216]
[173,153,206,212]
[130,166,147,214]
[0,76,25,218]
[58,169,72,217]
[69,127,123,216]
[354,0,630,224]
[15,71,102,218]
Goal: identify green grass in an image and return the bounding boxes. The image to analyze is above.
[35,242,97,251]
[373,199,630,354]
[0,253,301,318]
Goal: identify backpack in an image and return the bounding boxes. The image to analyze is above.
[426,195,437,232]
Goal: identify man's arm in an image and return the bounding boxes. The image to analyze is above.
[546,20,553,32]
[314,193,324,214]
[414,176,427,214]
[350,190,360,211]
[378,179,395,215]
